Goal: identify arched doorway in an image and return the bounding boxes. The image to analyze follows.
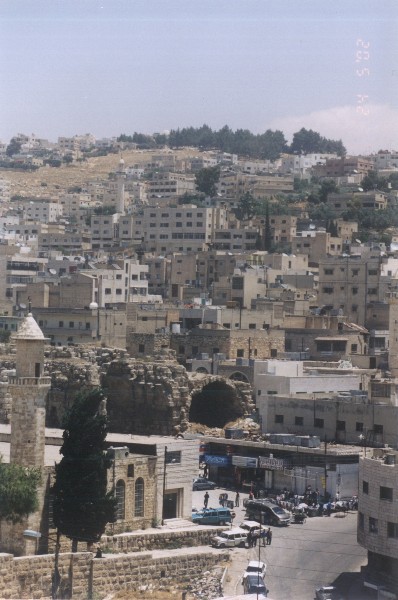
[189,380,243,427]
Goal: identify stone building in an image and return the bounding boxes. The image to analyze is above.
[358,448,398,594]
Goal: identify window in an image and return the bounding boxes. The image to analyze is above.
[270,349,277,358]
[248,323,256,329]
[336,420,346,431]
[322,287,334,294]
[352,269,359,276]
[351,305,358,312]
[314,418,324,428]
[59,321,64,328]
[374,424,383,434]
[324,268,334,275]
[351,344,358,353]
[380,486,393,501]
[387,522,398,538]
[368,288,377,295]
[237,349,244,358]
[358,512,364,531]
[105,288,111,294]
[127,464,134,478]
[115,480,125,520]
[135,478,144,517]
[369,517,378,534]
[165,450,181,464]
[356,422,364,432]
[295,416,304,426]
[368,269,378,276]
[138,344,145,353]
[116,289,122,295]
[232,277,243,290]
[352,287,358,295]
[116,274,122,280]
[275,414,284,424]
[362,481,369,494]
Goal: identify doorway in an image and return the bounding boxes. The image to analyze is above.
[163,492,178,519]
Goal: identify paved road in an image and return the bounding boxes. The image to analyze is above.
[192,487,367,600]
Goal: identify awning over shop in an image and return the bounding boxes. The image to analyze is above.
[204,454,231,466]
[232,456,258,468]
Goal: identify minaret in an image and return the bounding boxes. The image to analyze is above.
[9,310,50,468]
[116,156,126,214]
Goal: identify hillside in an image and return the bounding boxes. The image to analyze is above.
[0,148,197,199]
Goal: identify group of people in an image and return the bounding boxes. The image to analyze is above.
[247,527,272,547]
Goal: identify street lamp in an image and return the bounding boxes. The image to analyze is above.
[23,529,61,600]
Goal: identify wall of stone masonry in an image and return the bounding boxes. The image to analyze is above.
[0,344,255,434]
[0,546,228,600]
[99,525,225,553]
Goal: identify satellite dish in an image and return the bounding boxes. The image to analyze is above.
[355,239,362,244]
[357,187,363,192]
[49,268,57,275]
[19,303,26,309]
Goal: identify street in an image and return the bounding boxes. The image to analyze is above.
[192,487,367,600]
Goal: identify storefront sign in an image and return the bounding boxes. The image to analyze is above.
[232,456,258,468]
[258,456,287,470]
[204,454,231,466]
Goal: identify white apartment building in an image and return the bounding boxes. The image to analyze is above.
[59,193,92,217]
[136,205,228,254]
[19,200,62,223]
[279,153,337,176]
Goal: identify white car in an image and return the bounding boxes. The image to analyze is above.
[243,559,267,580]
[211,528,248,548]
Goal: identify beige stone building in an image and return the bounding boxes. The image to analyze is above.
[358,449,398,594]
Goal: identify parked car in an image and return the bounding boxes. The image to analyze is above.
[192,507,232,526]
[211,528,248,548]
[242,573,268,596]
[242,559,267,580]
[315,585,344,600]
[192,477,217,490]
[239,520,262,537]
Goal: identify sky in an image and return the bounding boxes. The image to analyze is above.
[0,0,397,154]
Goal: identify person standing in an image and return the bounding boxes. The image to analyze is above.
[260,528,267,546]
[247,530,253,548]
[266,527,272,545]
[204,491,209,508]
[235,491,240,507]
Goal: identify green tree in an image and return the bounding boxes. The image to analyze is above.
[319,179,339,202]
[290,128,346,156]
[52,389,116,550]
[235,191,256,220]
[0,460,41,523]
[263,202,272,251]
[195,165,220,197]
[6,138,22,157]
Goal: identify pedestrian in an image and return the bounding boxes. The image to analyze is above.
[266,527,272,545]
[252,531,257,547]
[260,529,267,546]
[204,491,209,508]
[249,490,254,501]
[235,491,240,507]
[95,545,103,558]
[219,493,223,506]
[247,530,253,548]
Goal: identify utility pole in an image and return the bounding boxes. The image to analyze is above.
[162,445,167,525]
[324,436,328,501]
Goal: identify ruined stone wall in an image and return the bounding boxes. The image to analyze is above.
[0,344,254,434]
[0,546,228,600]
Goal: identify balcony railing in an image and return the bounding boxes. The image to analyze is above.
[8,376,51,386]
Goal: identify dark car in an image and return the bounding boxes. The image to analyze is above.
[192,477,217,491]
[242,573,268,596]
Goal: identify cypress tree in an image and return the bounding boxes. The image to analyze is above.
[52,389,116,549]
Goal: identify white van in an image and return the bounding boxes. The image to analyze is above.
[211,527,248,548]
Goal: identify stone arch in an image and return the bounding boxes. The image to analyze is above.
[195,366,209,374]
[188,378,251,428]
[229,371,249,383]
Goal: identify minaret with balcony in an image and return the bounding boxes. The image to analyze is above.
[9,311,51,468]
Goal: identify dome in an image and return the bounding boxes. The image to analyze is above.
[89,301,99,309]
[13,313,45,340]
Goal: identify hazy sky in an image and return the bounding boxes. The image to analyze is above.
[0,0,397,154]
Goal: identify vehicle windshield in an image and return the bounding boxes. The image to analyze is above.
[273,506,287,515]
[219,532,229,539]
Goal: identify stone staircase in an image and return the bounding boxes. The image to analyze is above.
[161,518,195,529]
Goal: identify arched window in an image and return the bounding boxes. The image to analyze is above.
[115,479,125,520]
[135,478,144,517]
